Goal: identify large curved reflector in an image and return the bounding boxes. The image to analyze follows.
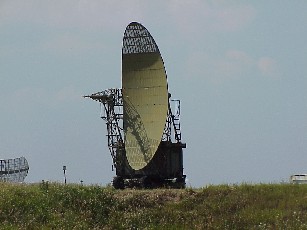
[122,22,168,170]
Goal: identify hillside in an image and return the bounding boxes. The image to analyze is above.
[0,182,307,229]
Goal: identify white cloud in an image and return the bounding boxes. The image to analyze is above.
[184,49,280,84]
[1,0,255,33]
[166,0,256,34]
[184,49,254,84]
[0,0,147,30]
[213,50,254,82]
[1,1,277,84]
[40,33,104,57]
[258,57,279,77]
[225,50,252,62]
[4,86,81,112]
[0,0,257,60]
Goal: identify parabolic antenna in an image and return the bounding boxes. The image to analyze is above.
[85,21,186,189]
[122,22,168,170]
[0,156,29,182]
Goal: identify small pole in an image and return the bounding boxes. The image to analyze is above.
[63,165,67,184]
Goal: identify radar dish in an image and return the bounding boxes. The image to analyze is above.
[0,157,29,182]
[85,21,186,188]
[122,22,168,170]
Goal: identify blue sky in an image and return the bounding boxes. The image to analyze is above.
[1,1,306,186]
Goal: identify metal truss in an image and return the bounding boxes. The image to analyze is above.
[122,22,159,54]
[162,98,182,143]
[85,88,183,166]
[84,89,124,168]
[0,157,29,182]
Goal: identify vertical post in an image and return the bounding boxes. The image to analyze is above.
[63,165,67,184]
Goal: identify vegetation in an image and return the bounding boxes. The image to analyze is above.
[1,182,307,229]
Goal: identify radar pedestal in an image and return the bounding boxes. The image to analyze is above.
[85,89,186,189]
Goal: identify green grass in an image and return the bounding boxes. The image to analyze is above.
[1,182,307,229]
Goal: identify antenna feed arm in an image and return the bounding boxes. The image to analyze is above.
[83,94,112,103]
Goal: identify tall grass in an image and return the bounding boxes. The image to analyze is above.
[0,182,307,229]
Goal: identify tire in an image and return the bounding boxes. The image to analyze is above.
[113,176,125,189]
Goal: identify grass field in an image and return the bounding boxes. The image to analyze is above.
[0,182,307,229]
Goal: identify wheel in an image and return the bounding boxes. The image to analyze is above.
[174,177,186,189]
[140,176,151,189]
[113,176,125,189]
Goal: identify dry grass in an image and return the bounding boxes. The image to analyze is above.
[1,182,307,229]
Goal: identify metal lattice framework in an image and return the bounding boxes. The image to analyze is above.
[123,22,159,54]
[162,99,182,142]
[84,89,124,168]
[84,89,182,167]
[0,157,29,182]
